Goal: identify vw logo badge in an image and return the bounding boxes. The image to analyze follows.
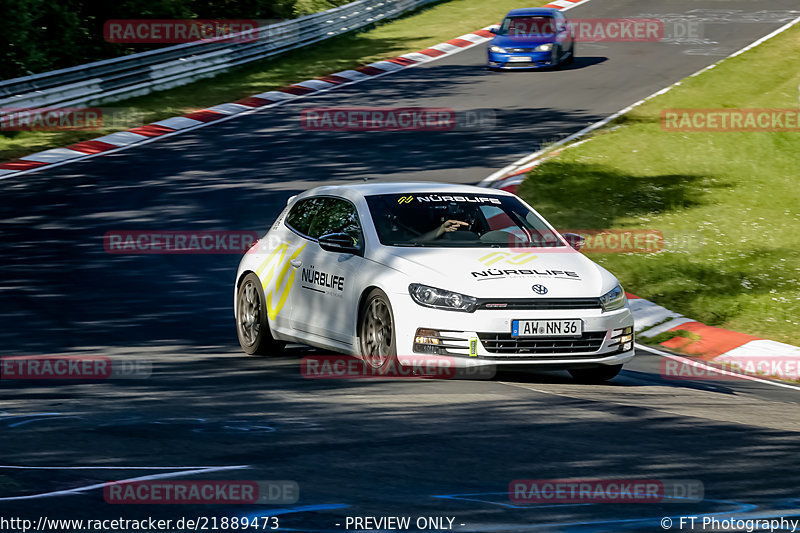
[531,284,548,295]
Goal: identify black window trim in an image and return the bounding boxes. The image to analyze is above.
[283,194,365,250]
[284,197,317,239]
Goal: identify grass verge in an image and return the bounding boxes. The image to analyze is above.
[518,23,800,345]
[0,0,521,162]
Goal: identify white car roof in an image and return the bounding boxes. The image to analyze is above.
[294,181,515,203]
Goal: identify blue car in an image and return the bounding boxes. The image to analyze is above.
[487,8,575,70]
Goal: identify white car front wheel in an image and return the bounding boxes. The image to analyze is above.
[359,288,398,373]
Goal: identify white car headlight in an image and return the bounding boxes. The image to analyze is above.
[489,45,507,53]
[535,43,554,52]
[600,284,627,312]
[409,284,478,313]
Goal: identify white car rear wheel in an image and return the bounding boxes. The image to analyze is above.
[236,273,284,356]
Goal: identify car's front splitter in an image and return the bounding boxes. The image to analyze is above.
[397,349,635,369]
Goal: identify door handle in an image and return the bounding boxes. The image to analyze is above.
[290,259,302,268]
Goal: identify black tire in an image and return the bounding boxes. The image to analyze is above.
[358,288,398,374]
[569,364,622,384]
[552,45,562,69]
[235,272,284,356]
[565,41,575,65]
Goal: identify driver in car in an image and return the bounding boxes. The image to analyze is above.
[420,219,470,240]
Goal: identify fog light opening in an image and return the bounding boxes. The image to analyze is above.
[414,328,443,354]
[414,328,441,345]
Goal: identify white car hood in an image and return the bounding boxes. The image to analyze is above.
[372,247,618,298]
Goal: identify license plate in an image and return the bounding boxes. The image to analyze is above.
[512,319,583,337]
[507,56,530,62]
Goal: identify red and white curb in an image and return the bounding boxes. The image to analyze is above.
[542,0,590,10]
[628,293,800,380]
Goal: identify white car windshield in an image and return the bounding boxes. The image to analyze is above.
[365,193,566,248]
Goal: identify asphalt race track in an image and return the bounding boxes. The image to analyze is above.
[1,0,799,531]
[2,351,800,531]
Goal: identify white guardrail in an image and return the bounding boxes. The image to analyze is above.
[0,0,440,110]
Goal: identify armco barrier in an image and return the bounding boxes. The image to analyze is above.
[0,0,440,110]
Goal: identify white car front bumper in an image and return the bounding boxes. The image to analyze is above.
[390,293,635,369]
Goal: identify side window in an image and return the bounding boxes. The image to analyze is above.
[307,198,364,247]
[285,198,322,236]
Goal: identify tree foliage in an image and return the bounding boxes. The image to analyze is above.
[0,0,352,79]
